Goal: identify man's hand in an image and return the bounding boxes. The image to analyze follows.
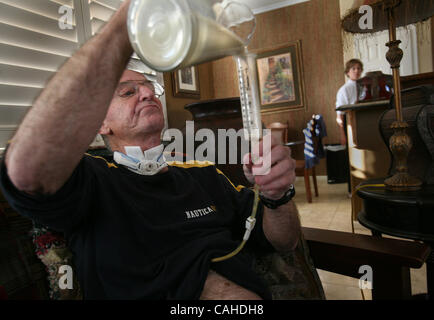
[243,134,300,252]
[243,134,296,200]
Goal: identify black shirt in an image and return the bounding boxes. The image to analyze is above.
[0,155,274,299]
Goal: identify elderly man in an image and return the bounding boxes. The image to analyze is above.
[0,0,300,299]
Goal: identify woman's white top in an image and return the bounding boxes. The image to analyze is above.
[335,79,357,115]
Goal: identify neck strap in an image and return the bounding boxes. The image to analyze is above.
[113,145,167,175]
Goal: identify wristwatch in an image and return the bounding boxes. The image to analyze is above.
[259,184,296,210]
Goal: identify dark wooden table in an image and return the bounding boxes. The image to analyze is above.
[357,179,434,299]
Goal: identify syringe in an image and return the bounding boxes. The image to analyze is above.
[235,49,263,145]
[211,49,263,263]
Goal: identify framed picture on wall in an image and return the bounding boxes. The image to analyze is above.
[172,66,200,98]
[253,40,305,114]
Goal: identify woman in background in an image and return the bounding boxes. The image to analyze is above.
[336,59,364,146]
[335,59,364,195]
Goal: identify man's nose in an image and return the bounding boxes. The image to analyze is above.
[137,84,154,101]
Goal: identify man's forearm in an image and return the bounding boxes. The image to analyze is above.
[6,1,133,194]
[262,201,301,252]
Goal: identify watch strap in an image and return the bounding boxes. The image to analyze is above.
[259,184,295,209]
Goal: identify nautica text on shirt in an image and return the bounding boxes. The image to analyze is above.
[185,206,216,219]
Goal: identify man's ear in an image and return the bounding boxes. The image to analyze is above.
[98,121,112,136]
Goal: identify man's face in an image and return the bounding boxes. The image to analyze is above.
[347,64,363,81]
[101,70,165,142]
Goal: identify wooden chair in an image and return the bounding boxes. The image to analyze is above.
[267,121,318,203]
[267,121,289,145]
[303,227,430,299]
[1,181,430,300]
[0,99,430,300]
[182,98,431,300]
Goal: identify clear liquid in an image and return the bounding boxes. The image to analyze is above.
[131,2,261,142]
[180,14,245,68]
[235,52,262,143]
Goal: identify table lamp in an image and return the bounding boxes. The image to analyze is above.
[341,0,434,191]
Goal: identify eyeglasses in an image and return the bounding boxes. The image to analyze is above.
[116,80,165,99]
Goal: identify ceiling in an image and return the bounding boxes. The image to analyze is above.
[233,0,310,14]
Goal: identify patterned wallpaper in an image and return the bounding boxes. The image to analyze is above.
[164,0,346,173]
[211,0,346,167]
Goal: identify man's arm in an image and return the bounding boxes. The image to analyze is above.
[262,201,300,252]
[5,0,133,194]
[243,136,300,252]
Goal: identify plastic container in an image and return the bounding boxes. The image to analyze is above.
[127,0,254,72]
[325,144,349,184]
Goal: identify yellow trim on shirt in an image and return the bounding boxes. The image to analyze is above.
[168,160,245,192]
[167,160,215,169]
[84,153,118,168]
[216,168,245,192]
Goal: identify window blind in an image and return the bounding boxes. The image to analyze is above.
[88,0,157,78]
[0,0,80,149]
[89,0,121,35]
[0,0,163,151]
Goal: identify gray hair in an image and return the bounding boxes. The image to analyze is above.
[126,58,157,81]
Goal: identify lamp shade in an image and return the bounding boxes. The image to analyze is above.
[342,0,434,34]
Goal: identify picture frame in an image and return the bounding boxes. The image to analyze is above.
[172,66,200,98]
[253,40,305,114]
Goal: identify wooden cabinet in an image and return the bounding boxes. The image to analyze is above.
[184,97,252,187]
[338,101,392,220]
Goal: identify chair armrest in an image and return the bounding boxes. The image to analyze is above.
[302,227,431,279]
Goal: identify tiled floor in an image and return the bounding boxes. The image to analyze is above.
[293,176,428,300]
